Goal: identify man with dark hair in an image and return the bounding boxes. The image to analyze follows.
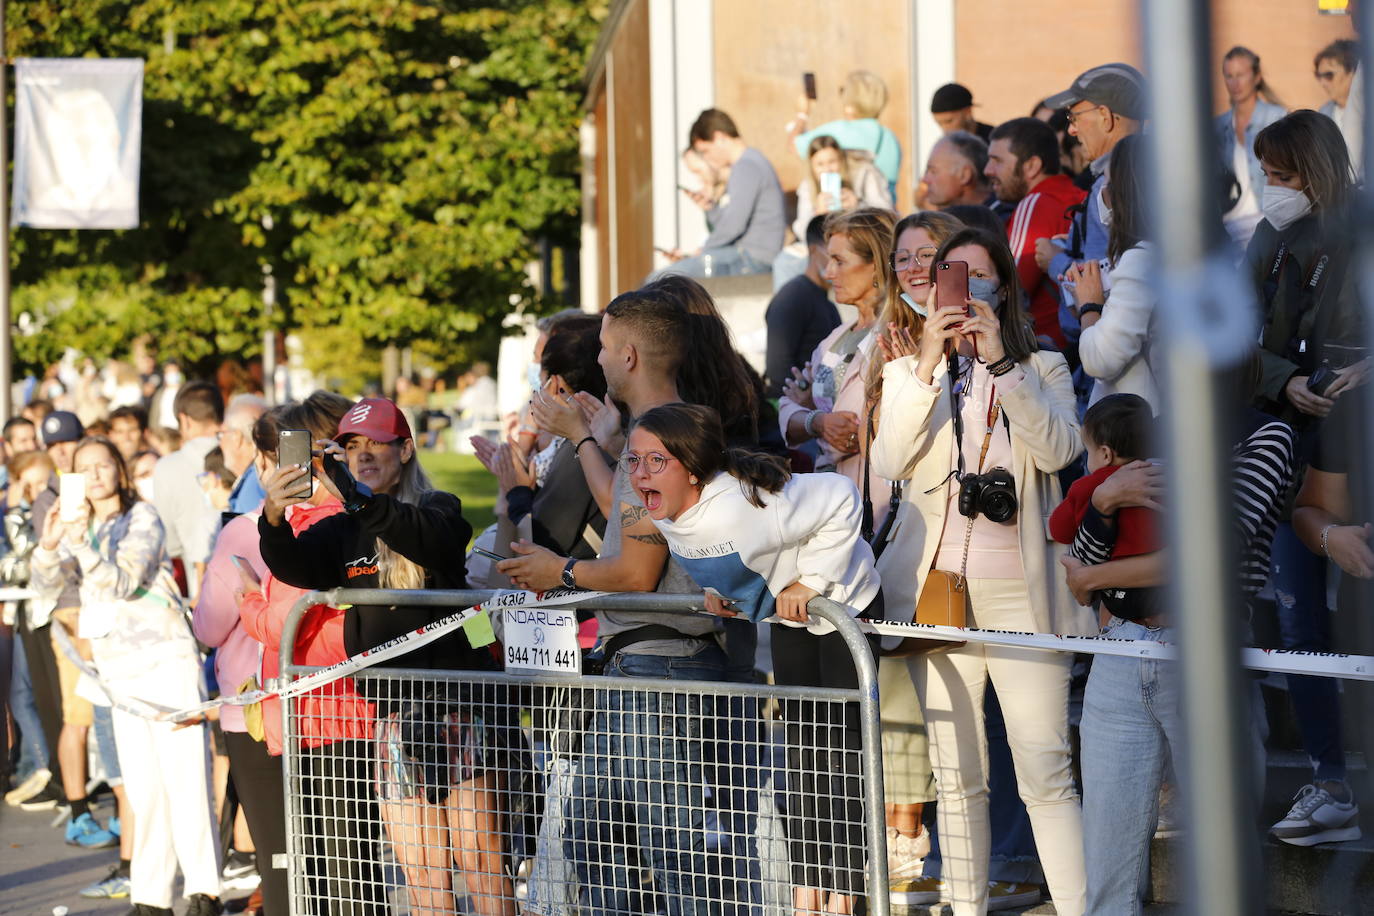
[986,118,1088,347]
[1037,63,1146,346]
[659,108,785,280]
[152,381,225,593]
[3,416,38,455]
[922,131,992,209]
[930,82,994,143]
[764,214,840,399]
[107,404,149,461]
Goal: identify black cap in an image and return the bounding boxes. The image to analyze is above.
[930,83,974,114]
[1043,63,1147,121]
[41,410,83,446]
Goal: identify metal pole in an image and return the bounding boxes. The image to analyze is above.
[1141,1,1261,915]
[0,1,13,423]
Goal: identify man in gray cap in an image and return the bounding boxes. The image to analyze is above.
[1034,63,1146,349]
[930,82,994,144]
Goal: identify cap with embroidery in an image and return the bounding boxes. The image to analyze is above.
[336,398,412,444]
[41,411,84,446]
[1043,63,1147,121]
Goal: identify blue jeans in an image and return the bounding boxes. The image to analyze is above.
[565,644,728,915]
[1270,522,1345,782]
[9,632,49,778]
[1081,618,1183,916]
[651,245,770,282]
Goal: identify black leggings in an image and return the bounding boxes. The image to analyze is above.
[296,738,386,915]
[770,623,874,895]
[223,731,288,916]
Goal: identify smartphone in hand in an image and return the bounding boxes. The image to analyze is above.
[59,474,86,523]
[231,555,262,588]
[934,260,970,315]
[802,72,817,100]
[277,429,313,499]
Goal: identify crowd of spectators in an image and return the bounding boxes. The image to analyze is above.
[1,36,1371,916]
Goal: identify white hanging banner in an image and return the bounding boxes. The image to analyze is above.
[12,58,144,229]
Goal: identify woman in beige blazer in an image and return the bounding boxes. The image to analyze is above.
[871,226,1096,916]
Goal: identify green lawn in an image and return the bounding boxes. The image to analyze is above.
[419,451,496,541]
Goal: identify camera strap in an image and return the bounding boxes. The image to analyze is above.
[946,351,1003,578]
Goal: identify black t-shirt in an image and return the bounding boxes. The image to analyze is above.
[763,274,840,399]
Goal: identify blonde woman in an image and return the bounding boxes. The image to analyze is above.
[259,397,512,916]
[778,207,896,502]
[791,69,903,193]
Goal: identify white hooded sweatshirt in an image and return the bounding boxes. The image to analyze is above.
[651,471,880,622]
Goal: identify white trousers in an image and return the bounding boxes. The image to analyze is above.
[110,666,221,908]
[912,577,1086,916]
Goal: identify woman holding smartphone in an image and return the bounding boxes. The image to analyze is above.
[625,401,879,916]
[31,437,222,916]
[871,227,1093,916]
[259,397,512,916]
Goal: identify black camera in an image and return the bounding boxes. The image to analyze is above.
[958,468,1018,523]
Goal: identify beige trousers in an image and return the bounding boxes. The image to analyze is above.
[912,576,1086,916]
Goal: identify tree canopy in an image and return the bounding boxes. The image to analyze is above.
[8,0,604,380]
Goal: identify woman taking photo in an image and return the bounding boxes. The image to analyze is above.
[628,402,879,916]
[779,206,896,495]
[31,437,221,916]
[871,227,1093,916]
[259,398,512,916]
[1064,134,1160,411]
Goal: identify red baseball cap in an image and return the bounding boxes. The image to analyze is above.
[336,398,412,443]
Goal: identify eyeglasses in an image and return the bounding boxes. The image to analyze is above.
[1065,103,1101,125]
[1315,70,1339,82]
[618,452,677,475]
[891,247,938,272]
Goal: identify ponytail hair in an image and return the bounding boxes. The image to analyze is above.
[632,403,789,508]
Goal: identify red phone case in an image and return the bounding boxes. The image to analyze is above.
[935,261,969,314]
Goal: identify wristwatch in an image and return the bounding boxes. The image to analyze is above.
[561,558,579,589]
[1078,302,1105,318]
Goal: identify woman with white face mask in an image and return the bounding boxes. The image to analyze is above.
[1248,109,1368,852]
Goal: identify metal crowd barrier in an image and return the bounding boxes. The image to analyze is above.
[276,589,890,916]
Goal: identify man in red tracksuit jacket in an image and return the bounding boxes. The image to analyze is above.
[984,117,1087,348]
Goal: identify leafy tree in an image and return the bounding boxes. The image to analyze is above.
[8,0,603,379]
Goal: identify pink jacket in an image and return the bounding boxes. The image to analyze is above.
[238,498,373,756]
[192,513,268,733]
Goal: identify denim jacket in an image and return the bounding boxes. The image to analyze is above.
[1215,100,1287,197]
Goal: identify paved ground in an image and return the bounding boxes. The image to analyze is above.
[1,794,126,916]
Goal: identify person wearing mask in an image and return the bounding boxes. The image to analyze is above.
[930,82,995,143]
[778,207,897,500]
[872,227,1091,916]
[1314,38,1363,178]
[766,215,842,400]
[627,402,880,916]
[1038,63,1146,350]
[1248,109,1364,846]
[985,117,1087,348]
[1063,134,1160,410]
[922,133,992,211]
[260,397,511,916]
[790,69,903,194]
[151,382,225,595]
[773,135,893,290]
[1215,46,1287,246]
[659,109,786,279]
[32,436,221,916]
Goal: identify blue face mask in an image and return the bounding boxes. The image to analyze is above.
[899,292,928,317]
[967,276,1001,310]
[527,364,543,391]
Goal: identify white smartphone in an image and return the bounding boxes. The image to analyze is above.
[59,474,86,523]
[820,171,842,210]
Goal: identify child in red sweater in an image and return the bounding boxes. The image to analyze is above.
[1050,394,1160,618]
